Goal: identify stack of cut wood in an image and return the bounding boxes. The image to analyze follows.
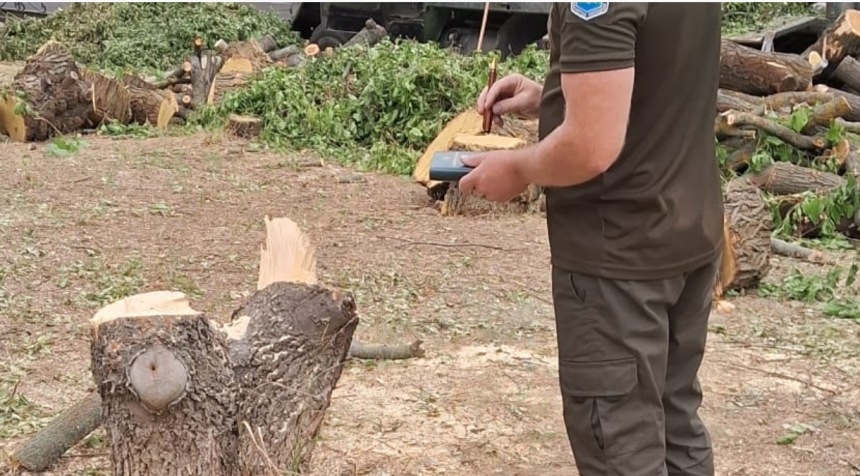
[0,35,307,142]
[715,10,860,300]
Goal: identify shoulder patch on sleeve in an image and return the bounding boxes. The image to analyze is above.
[570,2,609,21]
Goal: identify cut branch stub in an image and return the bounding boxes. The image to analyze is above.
[91,308,239,476]
[127,345,189,413]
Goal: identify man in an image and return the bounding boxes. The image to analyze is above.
[459,3,723,476]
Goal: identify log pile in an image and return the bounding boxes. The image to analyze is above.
[0,35,310,142]
[712,10,860,303]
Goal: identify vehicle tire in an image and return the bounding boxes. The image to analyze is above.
[494,14,548,59]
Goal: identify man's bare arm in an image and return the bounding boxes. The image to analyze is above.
[509,67,635,187]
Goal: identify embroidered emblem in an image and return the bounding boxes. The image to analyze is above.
[570,2,609,21]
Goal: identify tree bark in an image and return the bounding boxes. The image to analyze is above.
[771,237,829,264]
[90,216,359,475]
[718,178,774,293]
[207,71,247,106]
[720,39,813,96]
[269,45,300,61]
[80,68,132,126]
[343,18,388,48]
[0,41,92,142]
[813,85,860,121]
[833,55,860,92]
[717,111,826,150]
[190,52,221,107]
[801,96,852,133]
[8,392,103,473]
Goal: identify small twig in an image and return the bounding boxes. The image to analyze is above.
[726,362,840,396]
[379,235,521,251]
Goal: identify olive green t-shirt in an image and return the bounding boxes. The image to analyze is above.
[538,2,724,280]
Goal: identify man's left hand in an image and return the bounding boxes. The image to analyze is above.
[458,151,529,202]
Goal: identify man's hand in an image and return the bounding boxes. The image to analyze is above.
[477,73,543,125]
[458,151,530,202]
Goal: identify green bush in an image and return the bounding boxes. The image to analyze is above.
[198,39,549,175]
[0,2,300,71]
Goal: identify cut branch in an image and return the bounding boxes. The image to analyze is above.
[348,340,425,360]
[8,392,103,473]
[801,9,860,77]
[719,111,826,150]
[771,238,829,264]
[833,55,860,92]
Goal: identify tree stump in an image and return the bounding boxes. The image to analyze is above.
[225,114,262,139]
[0,40,92,142]
[90,216,358,475]
[440,133,542,216]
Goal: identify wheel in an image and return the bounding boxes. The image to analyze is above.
[494,14,548,59]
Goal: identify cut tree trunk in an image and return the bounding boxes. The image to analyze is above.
[717,178,773,293]
[0,40,92,142]
[441,133,542,216]
[207,71,248,105]
[190,52,221,107]
[80,68,132,126]
[343,18,388,47]
[225,113,262,139]
[833,55,860,92]
[747,161,846,195]
[90,216,359,475]
[802,9,860,77]
[127,87,178,129]
[720,39,813,95]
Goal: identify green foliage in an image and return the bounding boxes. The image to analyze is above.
[0,3,300,71]
[721,2,819,36]
[769,176,859,239]
[195,39,549,175]
[759,262,860,320]
[44,136,87,157]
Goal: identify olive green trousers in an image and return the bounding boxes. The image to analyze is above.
[551,258,719,476]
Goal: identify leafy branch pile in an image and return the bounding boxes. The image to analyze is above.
[196,39,549,175]
[0,2,300,71]
[720,2,819,37]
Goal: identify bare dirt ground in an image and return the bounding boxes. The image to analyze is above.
[0,131,858,475]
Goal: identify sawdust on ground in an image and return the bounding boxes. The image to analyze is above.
[0,133,857,476]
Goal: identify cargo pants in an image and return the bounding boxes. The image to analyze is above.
[551,257,719,476]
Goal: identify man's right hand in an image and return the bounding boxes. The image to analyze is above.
[477,73,543,125]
